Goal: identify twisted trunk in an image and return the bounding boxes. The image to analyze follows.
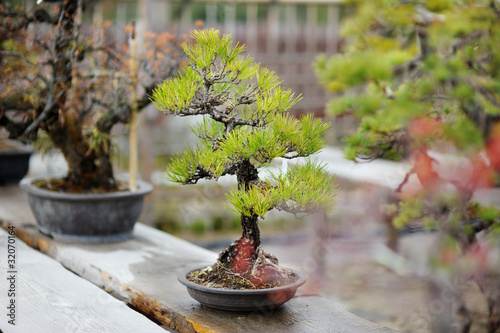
[218,159,262,272]
[188,152,293,288]
[41,0,116,192]
[229,214,260,274]
[235,158,259,191]
[64,149,115,192]
[48,123,116,192]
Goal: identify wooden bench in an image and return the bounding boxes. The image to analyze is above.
[0,227,168,333]
[1,219,397,333]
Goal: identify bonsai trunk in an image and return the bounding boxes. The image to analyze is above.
[231,214,261,274]
[219,159,292,285]
[195,156,291,288]
[218,159,263,272]
[38,1,117,192]
[48,126,116,192]
[65,149,116,192]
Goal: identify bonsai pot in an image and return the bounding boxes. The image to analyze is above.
[20,177,153,243]
[0,140,34,184]
[178,266,306,312]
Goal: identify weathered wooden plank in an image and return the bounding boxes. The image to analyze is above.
[1,220,398,333]
[0,228,167,333]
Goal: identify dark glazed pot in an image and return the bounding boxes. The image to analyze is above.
[0,144,34,184]
[178,266,306,312]
[20,177,153,243]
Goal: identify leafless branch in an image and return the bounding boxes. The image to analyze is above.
[21,94,54,137]
[0,50,36,66]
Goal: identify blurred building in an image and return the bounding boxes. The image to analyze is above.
[84,0,345,193]
[90,0,343,116]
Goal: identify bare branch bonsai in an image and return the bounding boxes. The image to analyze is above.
[152,29,337,288]
[0,0,183,192]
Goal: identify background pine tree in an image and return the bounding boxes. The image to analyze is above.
[315,1,500,331]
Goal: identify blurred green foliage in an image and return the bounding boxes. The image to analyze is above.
[317,0,500,292]
[315,0,500,161]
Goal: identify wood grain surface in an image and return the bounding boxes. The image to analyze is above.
[0,228,168,333]
[1,220,398,333]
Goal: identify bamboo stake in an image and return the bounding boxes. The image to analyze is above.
[129,22,139,192]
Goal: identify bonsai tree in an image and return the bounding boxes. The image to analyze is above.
[152,29,337,288]
[315,0,500,331]
[0,0,183,192]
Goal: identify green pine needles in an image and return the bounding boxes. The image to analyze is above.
[314,0,500,161]
[313,2,500,329]
[152,29,337,219]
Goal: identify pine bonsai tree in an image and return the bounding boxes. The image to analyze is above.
[0,0,183,192]
[152,29,337,289]
[315,0,500,331]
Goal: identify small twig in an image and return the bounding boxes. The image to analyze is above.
[22,95,54,137]
[0,51,36,66]
[396,168,415,192]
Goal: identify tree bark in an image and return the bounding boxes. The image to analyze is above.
[240,214,261,248]
[228,214,260,274]
[48,124,116,192]
[65,150,115,192]
[41,0,115,192]
[235,158,259,191]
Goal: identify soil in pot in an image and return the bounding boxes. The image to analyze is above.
[187,260,299,290]
[32,177,130,194]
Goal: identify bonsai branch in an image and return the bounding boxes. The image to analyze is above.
[0,112,33,139]
[21,86,64,139]
[184,166,214,184]
[274,202,320,218]
[396,168,415,193]
[0,51,36,66]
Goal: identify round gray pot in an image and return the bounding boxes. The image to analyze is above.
[20,177,153,243]
[178,266,306,312]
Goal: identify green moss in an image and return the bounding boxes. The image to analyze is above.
[155,217,183,234]
[190,220,206,235]
[212,216,225,231]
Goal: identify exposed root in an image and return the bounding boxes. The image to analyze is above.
[187,246,297,290]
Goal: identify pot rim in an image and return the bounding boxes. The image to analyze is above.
[0,149,34,156]
[177,265,306,295]
[0,139,35,154]
[19,176,153,201]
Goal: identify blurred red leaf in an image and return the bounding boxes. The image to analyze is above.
[412,148,439,187]
[409,116,443,141]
